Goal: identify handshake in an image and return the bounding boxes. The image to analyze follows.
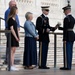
[55,22,61,29]
[46,22,61,33]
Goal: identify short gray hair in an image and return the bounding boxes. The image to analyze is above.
[25,12,32,20]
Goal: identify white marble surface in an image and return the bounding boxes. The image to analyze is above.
[0,0,74,31]
[0,0,66,31]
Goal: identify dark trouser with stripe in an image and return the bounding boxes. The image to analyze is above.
[63,41,73,69]
[39,41,49,67]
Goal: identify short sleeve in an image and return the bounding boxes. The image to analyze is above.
[8,18,14,29]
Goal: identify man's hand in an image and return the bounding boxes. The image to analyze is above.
[46,28,50,33]
[64,41,66,44]
[55,22,61,29]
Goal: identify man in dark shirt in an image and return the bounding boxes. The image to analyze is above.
[59,5,75,70]
[36,6,58,69]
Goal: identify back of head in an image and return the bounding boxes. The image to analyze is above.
[8,6,17,20]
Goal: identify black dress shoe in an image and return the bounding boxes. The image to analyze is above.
[38,66,50,69]
[60,67,71,70]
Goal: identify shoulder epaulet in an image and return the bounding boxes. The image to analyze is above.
[38,16,42,19]
[38,16,44,25]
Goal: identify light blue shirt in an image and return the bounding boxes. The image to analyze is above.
[4,7,20,28]
[24,20,38,38]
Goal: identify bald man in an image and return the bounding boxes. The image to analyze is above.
[4,0,20,64]
[5,0,20,29]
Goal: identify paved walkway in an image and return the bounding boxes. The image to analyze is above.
[0,67,75,75]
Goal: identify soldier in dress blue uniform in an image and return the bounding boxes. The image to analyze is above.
[58,5,75,70]
[36,6,59,69]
